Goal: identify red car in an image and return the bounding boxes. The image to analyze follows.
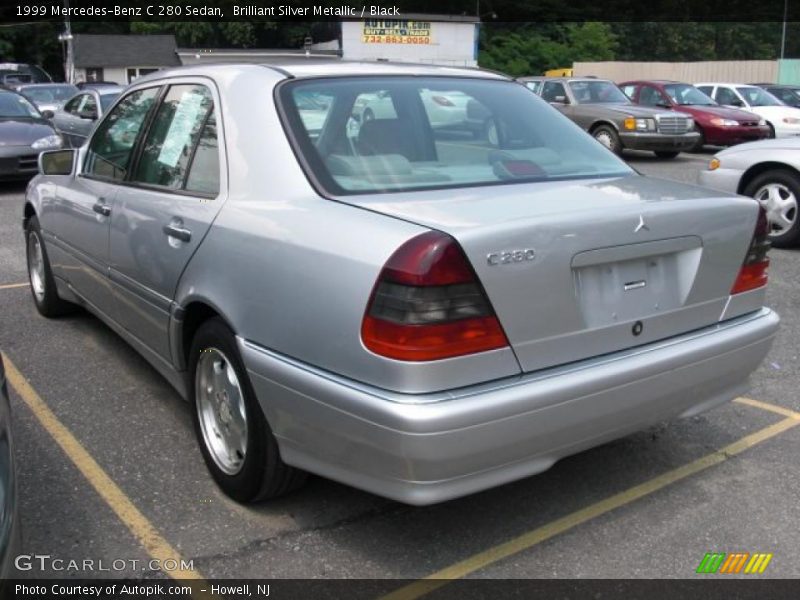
[620,80,770,150]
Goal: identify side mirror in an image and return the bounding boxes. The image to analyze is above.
[41,109,55,119]
[552,95,569,104]
[730,100,744,107]
[38,149,76,176]
[80,110,98,120]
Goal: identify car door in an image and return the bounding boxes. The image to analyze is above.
[52,93,85,147]
[109,82,225,361]
[44,86,161,315]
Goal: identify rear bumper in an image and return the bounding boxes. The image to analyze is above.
[240,308,779,505]
[620,131,699,151]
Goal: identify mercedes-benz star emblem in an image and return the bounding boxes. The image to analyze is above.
[634,215,650,233]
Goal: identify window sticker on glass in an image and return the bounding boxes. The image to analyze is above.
[158,90,205,167]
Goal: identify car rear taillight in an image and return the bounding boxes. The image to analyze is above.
[362,231,509,361]
[731,204,770,295]
[431,95,455,107]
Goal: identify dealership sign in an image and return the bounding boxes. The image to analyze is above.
[362,20,432,45]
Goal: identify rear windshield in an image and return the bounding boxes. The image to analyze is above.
[99,92,121,110]
[278,77,632,195]
[20,84,77,103]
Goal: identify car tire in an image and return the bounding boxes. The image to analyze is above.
[691,127,705,152]
[189,318,307,503]
[744,169,800,247]
[592,125,621,155]
[767,122,776,139]
[654,151,680,159]
[25,216,76,317]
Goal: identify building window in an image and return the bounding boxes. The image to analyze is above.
[86,67,104,82]
[127,67,160,83]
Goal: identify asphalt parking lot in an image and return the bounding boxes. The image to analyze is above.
[1,149,800,587]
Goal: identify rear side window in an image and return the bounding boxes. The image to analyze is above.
[131,84,217,193]
[279,76,632,195]
[85,87,159,181]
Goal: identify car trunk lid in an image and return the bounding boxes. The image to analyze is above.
[342,175,759,372]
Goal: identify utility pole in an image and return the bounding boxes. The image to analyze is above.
[780,0,788,60]
[58,0,73,83]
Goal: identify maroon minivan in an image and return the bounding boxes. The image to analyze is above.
[620,80,770,150]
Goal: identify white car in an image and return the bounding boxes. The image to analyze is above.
[699,137,800,246]
[696,82,800,138]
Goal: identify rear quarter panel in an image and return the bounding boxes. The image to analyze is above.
[174,67,521,393]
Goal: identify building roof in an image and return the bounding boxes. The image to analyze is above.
[73,35,181,68]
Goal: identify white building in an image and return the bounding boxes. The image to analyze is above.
[69,34,180,85]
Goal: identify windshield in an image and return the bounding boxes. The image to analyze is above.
[99,92,121,110]
[279,77,632,195]
[568,80,630,104]
[664,84,715,106]
[20,84,78,104]
[737,87,782,107]
[0,92,40,118]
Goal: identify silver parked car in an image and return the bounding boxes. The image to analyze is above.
[24,62,778,506]
[699,137,800,247]
[51,86,123,147]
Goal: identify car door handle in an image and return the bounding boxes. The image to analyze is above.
[162,223,192,243]
[92,201,111,217]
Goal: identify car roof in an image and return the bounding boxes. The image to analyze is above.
[695,82,756,87]
[95,86,124,94]
[132,60,509,84]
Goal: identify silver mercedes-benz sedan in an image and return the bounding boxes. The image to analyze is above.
[23,61,779,506]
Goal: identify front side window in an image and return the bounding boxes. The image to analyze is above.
[714,87,740,106]
[84,87,159,181]
[64,94,84,114]
[132,84,215,192]
[620,84,636,99]
[638,86,668,106]
[567,80,630,104]
[279,76,633,195]
[737,86,782,107]
[541,82,567,103]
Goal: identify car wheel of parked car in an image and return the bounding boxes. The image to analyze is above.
[190,318,307,502]
[745,169,800,247]
[691,127,705,152]
[592,125,621,154]
[767,123,776,139]
[655,151,680,159]
[25,216,76,317]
